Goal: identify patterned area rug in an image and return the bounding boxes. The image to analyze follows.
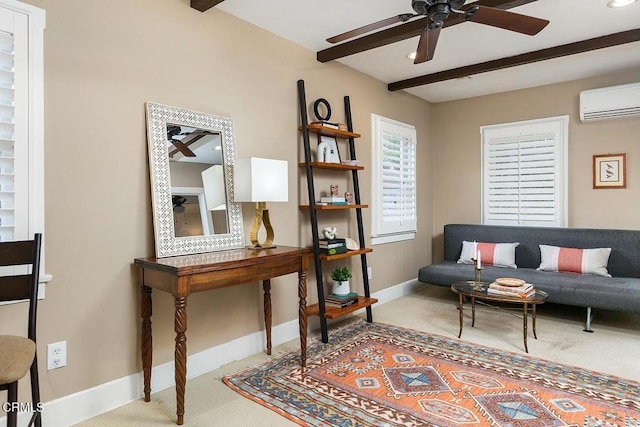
[223,319,640,426]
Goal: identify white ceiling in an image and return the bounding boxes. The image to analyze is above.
[217,0,640,102]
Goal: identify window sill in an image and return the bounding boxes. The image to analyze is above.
[371,232,416,246]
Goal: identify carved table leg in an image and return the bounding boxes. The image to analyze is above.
[532,303,538,339]
[141,284,153,402]
[471,297,476,328]
[523,302,529,353]
[457,293,464,338]
[263,279,272,355]
[298,270,307,369]
[174,296,187,425]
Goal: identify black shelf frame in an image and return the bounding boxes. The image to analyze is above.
[297,79,373,343]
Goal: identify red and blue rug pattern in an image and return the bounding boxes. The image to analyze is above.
[223,319,640,426]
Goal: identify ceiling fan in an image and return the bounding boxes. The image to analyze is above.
[172,195,188,214]
[167,125,216,158]
[326,0,550,64]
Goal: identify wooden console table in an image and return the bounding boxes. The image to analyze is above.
[134,246,310,425]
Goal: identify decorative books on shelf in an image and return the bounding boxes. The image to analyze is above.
[310,120,339,129]
[319,238,345,245]
[319,196,347,205]
[325,291,358,308]
[487,280,535,298]
[318,238,347,255]
[321,196,345,203]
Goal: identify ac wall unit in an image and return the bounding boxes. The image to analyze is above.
[579,82,640,122]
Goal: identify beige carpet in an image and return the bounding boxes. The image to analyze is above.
[77,285,640,426]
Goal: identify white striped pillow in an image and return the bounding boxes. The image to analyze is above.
[457,241,519,269]
[537,245,612,277]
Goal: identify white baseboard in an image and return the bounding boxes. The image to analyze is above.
[371,278,423,303]
[2,278,423,427]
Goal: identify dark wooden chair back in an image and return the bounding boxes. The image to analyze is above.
[0,234,42,341]
[0,233,42,427]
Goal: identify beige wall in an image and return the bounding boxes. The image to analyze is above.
[432,70,640,261]
[0,0,433,403]
[4,0,637,410]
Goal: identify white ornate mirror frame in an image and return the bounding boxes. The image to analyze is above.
[145,102,244,257]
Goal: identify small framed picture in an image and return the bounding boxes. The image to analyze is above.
[593,153,626,189]
[317,135,341,163]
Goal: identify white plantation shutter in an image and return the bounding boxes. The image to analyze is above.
[0,26,16,242]
[372,114,417,244]
[481,116,568,227]
[0,1,47,296]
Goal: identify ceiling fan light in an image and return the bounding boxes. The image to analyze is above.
[607,0,637,7]
[406,51,417,60]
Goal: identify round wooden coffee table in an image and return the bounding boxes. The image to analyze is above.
[451,280,548,353]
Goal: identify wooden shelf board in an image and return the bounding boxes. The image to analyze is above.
[298,161,364,171]
[313,248,373,261]
[299,204,368,210]
[306,297,378,319]
[303,124,361,139]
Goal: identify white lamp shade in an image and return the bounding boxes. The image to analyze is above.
[234,157,289,202]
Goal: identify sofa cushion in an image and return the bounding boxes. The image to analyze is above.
[417,261,640,313]
[538,245,612,277]
[420,224,640,316]
[457,241,519,268]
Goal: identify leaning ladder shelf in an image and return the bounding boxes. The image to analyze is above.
[297,79,376,343]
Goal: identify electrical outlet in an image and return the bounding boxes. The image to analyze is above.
[47,341,67,370]
[367,267,372,280]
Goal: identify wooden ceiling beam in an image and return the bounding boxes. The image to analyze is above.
[191,0,225,12]
[388,29,640,91]
[317,0,538,63]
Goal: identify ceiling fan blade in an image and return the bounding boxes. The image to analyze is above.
[466,6,549,36]
[171,141,197,157]
[414,24,441,64]
[327,14,416,44]
[178,132,207,146]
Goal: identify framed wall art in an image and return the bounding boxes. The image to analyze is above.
[593,153,626,189]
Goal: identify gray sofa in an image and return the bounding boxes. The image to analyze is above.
[418,224,640,331]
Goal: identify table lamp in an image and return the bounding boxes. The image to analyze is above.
[234,157,288,249]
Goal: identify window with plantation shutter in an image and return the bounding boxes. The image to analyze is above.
[481,116,568,227]
[371,114,417,245]
[0,1,47,297]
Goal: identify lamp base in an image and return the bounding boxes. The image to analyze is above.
[248,202,276,249]
[246,245,278,251]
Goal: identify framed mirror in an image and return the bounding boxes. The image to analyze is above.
[145,102,244,257]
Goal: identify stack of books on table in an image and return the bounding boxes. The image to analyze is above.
[318,196,348,205]
[318,238,346,255]
[487,280,535,298]
[325,292,359,308]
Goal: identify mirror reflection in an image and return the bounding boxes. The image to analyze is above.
[146,102,244,257]
[167,124,229,237]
